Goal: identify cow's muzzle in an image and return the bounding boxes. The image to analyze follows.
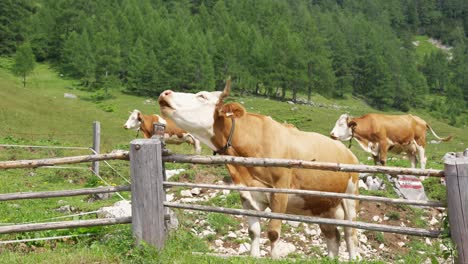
[330,134,338,140]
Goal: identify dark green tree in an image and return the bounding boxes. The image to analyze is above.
[0,0,34,55]
[12,41,35,87]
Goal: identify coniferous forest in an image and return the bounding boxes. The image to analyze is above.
[1,0,467,125]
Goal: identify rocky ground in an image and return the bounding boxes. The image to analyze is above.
[97,169,454,263]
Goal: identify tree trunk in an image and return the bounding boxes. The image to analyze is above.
[292,83,297,103]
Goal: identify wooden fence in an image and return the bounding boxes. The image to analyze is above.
[0,139,467,263]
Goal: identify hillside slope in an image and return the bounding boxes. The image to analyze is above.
[0,60,466,168]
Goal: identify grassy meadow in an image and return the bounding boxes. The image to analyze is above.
[0,57,465,263]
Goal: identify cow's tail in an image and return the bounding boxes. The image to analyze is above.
[427,124,453,142]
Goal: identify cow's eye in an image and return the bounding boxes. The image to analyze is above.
[197,94,207,100]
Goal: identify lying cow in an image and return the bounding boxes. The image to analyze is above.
[158,80,360,260]
[123,109,201,154]
[330,113,452,169]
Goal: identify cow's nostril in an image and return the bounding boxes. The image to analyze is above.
[163,90,172,97]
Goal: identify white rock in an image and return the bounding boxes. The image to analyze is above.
[227,231,237,239]
[305,228,317,237]
[398,242,405,247]
[180,190,193,197]
[260,250,268,256]
[383,216,389,221]
[97,200,131,218]
[429,217,439,225]
[222,189,230,195]
[379,243,385,249]
[273,241,296,258]
[224,248,237,255]
[440,243,448,251]
[287,220,300,227]
[372,215,381,222]
[64,93,77,99]
[166,193,174,202]
[425,238,432,246]
[358,179,369,190]
[214,239,224,247]
[179,197,204,203]
[201,230,216,237]
[191,188,201,195]
[165,169,185,180]
[298,234,307,242]
[359,234,368,244]
[238,243,251,254]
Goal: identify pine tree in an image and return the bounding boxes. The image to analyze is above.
[0,0,33,55]
[12,41,35,87]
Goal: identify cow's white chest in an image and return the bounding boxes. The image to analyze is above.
[355,139,379,156]
[164,133,192,144]
[239,189,269,211]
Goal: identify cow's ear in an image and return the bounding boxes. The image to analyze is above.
[137,112,142,121]
[348,120,357,129]
[218,103,245,118]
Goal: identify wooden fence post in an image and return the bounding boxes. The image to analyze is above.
[444,150,468,264]
[92,121,100,175]
[130,138,166,249]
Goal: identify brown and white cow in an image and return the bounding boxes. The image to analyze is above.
[123,109,201,154]
[330,113,452,169]
[158,81,360,260]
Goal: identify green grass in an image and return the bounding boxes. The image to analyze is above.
[413,35,443,64]
[0,58,464,263]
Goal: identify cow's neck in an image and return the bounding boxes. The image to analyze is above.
[140,115,156,138]
[211,115,236,154]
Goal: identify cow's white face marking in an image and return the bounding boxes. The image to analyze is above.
[123,110,141,130]
[155,114,167,125]
[330,114,353,141]
[159,90,222,150]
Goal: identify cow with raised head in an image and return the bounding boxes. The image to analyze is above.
[158,80,360,260]
[123,109,202,154]
[330,113,452,169]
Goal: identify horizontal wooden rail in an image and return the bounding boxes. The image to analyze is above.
[0,152,129,169]
[163,182,445,208]
[0,185,131,201]
[164,202,442,238]
[163,154,444,177]
[0,144,90,150]
[0,152,444,177]
[0,217,131,234]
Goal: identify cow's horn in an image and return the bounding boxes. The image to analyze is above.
[219,77,231,103]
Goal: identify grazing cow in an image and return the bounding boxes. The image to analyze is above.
[158,81,360,260]
[123,109,201,154]
[330,113,452,169]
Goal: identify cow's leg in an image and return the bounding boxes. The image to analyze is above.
[240,193,267,257]
[268,192,289,258]
[378,141,388,166]
[408,153,417,168]
[320,223,340,259]
[342,178,359,260]
[372,155,379,165]
[417,145,427,170]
